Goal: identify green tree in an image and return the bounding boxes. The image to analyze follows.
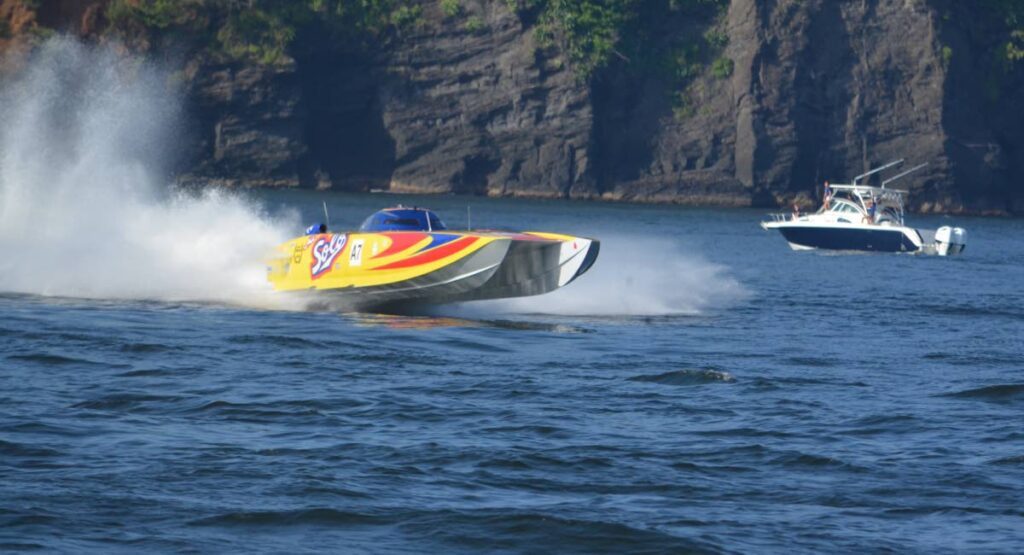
[440,0,462,18]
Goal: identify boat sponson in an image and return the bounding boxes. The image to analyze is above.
[454,238,600,302]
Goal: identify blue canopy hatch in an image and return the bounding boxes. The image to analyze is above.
[359,207,448,232]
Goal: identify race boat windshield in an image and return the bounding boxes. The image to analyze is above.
[359,207,448,232]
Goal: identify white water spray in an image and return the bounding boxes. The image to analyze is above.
[0,39,297,307]
[440,235,749,318]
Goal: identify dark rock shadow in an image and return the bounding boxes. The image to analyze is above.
[296,51,396,191]
[931,0,1024,213]
[589,2,738,197]
[789,0,856,194]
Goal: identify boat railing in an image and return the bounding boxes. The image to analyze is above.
[764,212,798,223]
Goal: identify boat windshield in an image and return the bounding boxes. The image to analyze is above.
[359,208,448,232]
[829,200,862,214]
[878,206,900,222]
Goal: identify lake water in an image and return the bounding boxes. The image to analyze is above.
[2,191,1022,553]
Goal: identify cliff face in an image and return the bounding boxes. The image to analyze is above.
[176,0,592,199]
[308,2,592,199]
[594,0,952,207]
[3,0,1023,214]
[179,61,310,188]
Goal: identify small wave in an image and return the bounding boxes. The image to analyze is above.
[940,383,1024,403]
[850,413,917,427]
[694,427,796,439]
[837,414,920,436]
[748,376,869,390]
[189,508,385,527]
[0,543,46,551]
[3,514,59,527]
[395,510,716,553]
[785,356,837,367]
[989,454,1024,465]
[190,399,328,421]
[7,353,103,366]
[922,353,1024,367]
[478,452,614,472]
[481,425,569,437]
[14,330,103,343]
[670,461,758,474]
[117,368,175,378]
[118,342,173,354]
[629,368,735,386]
[227,334,325,349]
[0,439,61,458]
[72,393,184,411]
[6,422,89,437]
[770,451,862,471]
[922,303,1024,321]
[195,399,334,411]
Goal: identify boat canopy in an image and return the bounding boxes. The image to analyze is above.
[359,207,448,232]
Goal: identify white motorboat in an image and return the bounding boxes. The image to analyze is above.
[761,160,967,255]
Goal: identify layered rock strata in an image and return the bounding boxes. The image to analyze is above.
[2,0,1021,214]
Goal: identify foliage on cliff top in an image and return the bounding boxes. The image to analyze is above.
[983,0,1024,62]
[60,1,1024,72]
[531,0,635,78]
[504,0,726,79]
[105,0,422,64]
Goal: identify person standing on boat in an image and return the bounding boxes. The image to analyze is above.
[823,181,831,210]
[865,198,877,224]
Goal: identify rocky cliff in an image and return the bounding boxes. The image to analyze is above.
[3,0,1022,214]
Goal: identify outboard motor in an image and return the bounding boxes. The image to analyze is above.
[935,226,967,256]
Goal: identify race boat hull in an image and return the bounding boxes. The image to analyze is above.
[267,229,599,309]
[763,222,921,253]
[456,234,600,302]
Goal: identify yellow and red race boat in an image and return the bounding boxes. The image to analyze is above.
[266,207,599,308]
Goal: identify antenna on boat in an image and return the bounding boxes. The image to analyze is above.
[322,201,331,229]
[881,162,928,189]
[854,159,904,185]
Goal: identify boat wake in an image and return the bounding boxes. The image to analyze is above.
[0,39,299,310]
[425,235,749,318]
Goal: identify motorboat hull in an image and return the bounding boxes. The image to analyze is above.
[766,222,921,253]
[267,230,599,309]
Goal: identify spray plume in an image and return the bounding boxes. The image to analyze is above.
[0,38,296,307]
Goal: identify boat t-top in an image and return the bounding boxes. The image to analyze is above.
[761,160,967,255]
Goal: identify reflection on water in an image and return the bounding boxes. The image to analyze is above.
[349,313,482,330]
[349,311,594,334]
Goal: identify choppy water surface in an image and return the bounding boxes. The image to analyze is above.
[2,191,1023,553]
